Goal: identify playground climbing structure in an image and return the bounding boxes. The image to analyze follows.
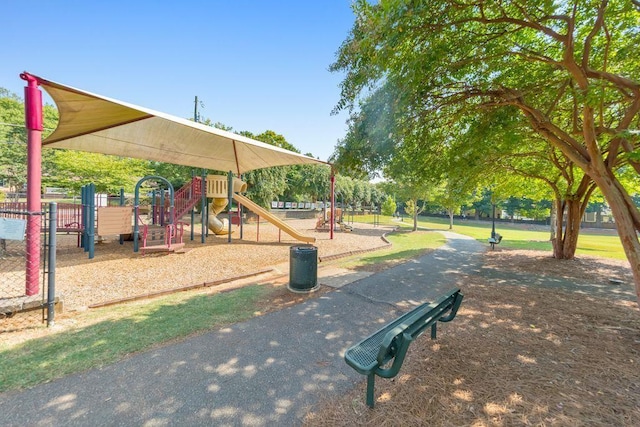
[205,174,315,243]
[135,176,200,255]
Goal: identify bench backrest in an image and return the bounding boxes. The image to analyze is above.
[375,289,463,378]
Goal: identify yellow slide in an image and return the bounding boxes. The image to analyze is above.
[208,198,231,235]
[233,193,316,243]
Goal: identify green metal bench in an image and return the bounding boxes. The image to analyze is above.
[488,233,502,249]
[344,288,464,408]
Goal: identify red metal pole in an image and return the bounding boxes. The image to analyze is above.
[330,171,335,240]
[21,72,43,296]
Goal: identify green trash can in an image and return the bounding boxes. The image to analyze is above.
[288,245,318,293]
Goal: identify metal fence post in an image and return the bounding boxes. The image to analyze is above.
[88,183,95,259]
[47,202,57,327]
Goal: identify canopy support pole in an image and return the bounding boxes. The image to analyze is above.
[227,171,233,242]
[201,169,207,243]
[21,72,43,296]
[330,169,335,240]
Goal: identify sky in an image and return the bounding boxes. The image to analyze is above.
[0,1,356,162]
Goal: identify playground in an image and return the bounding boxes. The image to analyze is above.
[2,73,344,327]
[41,218,392,312]
[1,170,388,327]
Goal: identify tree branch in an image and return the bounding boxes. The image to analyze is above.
[584,69,640,92]
[582,0,608,70]
[606,96,640,172]
[545,79,570,117]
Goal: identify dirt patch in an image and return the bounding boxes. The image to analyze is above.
[304,251,640,426]
[1,220,392,340]
[484,248,634,283]
[5,219,392,313]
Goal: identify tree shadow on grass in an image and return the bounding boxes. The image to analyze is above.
[0,285,271,393]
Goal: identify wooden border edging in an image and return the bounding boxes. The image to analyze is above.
[318,228,396,263]
[88,268,274,309]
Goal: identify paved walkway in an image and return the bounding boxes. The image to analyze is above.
[0,232,634,426]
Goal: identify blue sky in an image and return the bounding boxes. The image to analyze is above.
[1,1,355,161]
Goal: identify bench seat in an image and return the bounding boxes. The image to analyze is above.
[344,288,463,407]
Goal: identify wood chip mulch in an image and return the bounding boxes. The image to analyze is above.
[304,250,640,427]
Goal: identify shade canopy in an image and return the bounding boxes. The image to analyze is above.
[30,73,329,174]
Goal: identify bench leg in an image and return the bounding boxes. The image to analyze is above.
[431,323,437,339]
[366,373,376,408]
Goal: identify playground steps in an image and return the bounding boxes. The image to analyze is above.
[145,225,169,241]
[140,223,185,255]
[174,177,203,220]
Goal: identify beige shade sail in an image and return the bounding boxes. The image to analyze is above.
[33,74,329,174]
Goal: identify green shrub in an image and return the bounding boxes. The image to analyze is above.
[381,196,397,216]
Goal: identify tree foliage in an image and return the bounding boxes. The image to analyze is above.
[239,130,293,208]
[1,88,155,195]
[332,0,640,303]
[47,151,152,194]
[0,89,58,193]
[381,195,397,217]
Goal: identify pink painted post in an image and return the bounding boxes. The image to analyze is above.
[330,171,335,240]
[20,72,43,296]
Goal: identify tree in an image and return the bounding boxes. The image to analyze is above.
[381,195,397,217]
[47,151,151,194]
[370,184,387,210]
[240,130,292,208]
[332,1,640,303]
[403,198,425,225]
[1,88,154,196]
[330,84,400,180]
[430,178,480,230]
[282,162,332,203]
[471,189,496,220]
[0,88,58,194]
[149,162,197,189]
[335,174,355,209]
[299,164,332,202]
[460,108,596,257]
[384,171,431,231]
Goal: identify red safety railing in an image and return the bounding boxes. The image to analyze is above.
[0,202,82,232]
[174,177,203,220]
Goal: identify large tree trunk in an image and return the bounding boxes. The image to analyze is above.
[448,209,454,230]
[590,172,640,302]
[552,199,582,259]
[411,197,418,231]
[549,202,557,242]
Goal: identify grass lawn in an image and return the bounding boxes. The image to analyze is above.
[338,229,446,270]
[351,214,626,260]
[0,285,273,392]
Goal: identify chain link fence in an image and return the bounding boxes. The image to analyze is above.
[1,205,56,333]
